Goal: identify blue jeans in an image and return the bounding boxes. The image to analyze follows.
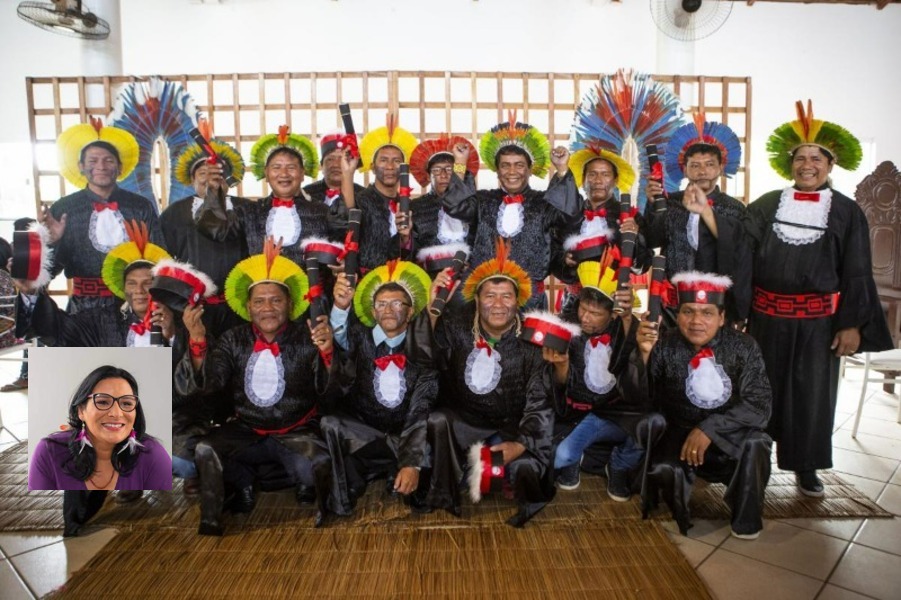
[554,413,644,472]
[172,455,198,479]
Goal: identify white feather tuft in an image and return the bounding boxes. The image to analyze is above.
[416,242,470,262]
[299,237,344,252]
[563,232,608,251]
[670,270,733,290]
[467,443,485,503]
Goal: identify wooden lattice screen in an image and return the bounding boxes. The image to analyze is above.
[26,71,751,304]
[26,70,752,212]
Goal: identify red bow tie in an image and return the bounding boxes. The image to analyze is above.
[93,201,118,212]
[129,308,154,337]
[130,322,148,336]
[503,194,524,205]
[253,338,281,357]
[272,197,295,208]
[793,191,820,202]
[325,188,341,200]
[475,337,494,356]
[584,208,607,220]
[389,199,398,214]
[589,333,611,348]
[374,353,406,371]
[690,347,715,369]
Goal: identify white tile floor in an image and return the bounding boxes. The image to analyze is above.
[0,357,899,599]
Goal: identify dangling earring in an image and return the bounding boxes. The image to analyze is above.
[75,421,93,454]
[118,429,145,455]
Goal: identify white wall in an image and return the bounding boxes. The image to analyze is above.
[0,0,899,212]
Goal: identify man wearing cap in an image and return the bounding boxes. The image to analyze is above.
[42,120,163,314]
[745,102,892,497]
[424,240,555,526]
[645,115,751,323]
[161,121,249,337]
[303,133,365,238]
[177,240,335,535]
[441,115,581,310]
[631,271,772,539]
[195,126,331,268]
[408,136,478,251]
[323,262,437,515]
[339,115,419,273]
[543,255,647,502]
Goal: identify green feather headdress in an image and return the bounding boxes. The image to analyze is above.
[175,118,245,187]
[767,100,862,180]
[249,125,319,181]
[225,237,310,321]
[479,111,551,177]
[353,260,431,328]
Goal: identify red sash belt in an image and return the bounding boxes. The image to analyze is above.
[252,406,318,436]
[566,397,592,412]
[72,277,113,297]
[752,287,840,319]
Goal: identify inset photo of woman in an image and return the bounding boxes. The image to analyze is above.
[27,347,173,491]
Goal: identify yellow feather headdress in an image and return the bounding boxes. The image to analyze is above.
[225,237,310,321]
[462,238,531,307]
[101,220,171,300]
[56,117,140,188]
[359,113,419,172]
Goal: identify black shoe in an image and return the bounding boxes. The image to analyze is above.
[385,477,400,498]
[198,519,224,536]
[555,463,581,490]
[605,464,632,502]
[296,484,316,505]
[796,470,825,498]
[115,490,143,504]
[230,486,255,513]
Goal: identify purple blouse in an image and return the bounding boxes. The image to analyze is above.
[28,431,172,491]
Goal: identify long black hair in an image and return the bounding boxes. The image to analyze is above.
[60,365,148,481]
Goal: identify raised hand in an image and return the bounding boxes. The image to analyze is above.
[41,205,67,244]
[551,146,570,176]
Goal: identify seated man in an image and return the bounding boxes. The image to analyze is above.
[425,240,555,527]
[177,239,335,535]
[324,261,438,515]
[630,272,772,539]
[543,253,647,502]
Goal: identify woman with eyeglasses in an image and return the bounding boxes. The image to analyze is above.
[28,365,172,491]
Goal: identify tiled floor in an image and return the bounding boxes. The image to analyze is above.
[0,359,899,599]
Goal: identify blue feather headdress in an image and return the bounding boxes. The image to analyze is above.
[663,113,742,190]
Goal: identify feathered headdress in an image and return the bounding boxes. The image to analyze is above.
[249,125,319,181]
[56,117,140,188]
[359,113,419,172]
[479,111,550,177]
[664,112,742,187]
[150,259,218,311]
[568,142,636,193]
[409,135,480,187]
[767,100,862,180]
[101,220,171,300]
[576,246,639,307]
[174,117,246,187]
[225,237,310,321]
[353,259,432,327]
[570,69,683,210]
[462,238,532,307]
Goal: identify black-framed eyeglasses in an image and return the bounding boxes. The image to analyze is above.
[429,166,454,176]
[87,393,140,412]
[374,299,411,312]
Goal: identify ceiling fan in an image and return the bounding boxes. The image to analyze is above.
[650,0,734,42]
[17,0,111,40]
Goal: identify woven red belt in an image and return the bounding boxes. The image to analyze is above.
[252,406,318,436]
[752,287,840,319]
[72,277,113,297]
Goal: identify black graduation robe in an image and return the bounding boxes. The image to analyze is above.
[194,193,330,267]
[442,172,582,285]
[644,187,751,321]
[303,179,365,240]
[355,185,408,272]
[410,190,473,250]
[48,186,162,314]
[745,187,893,471]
